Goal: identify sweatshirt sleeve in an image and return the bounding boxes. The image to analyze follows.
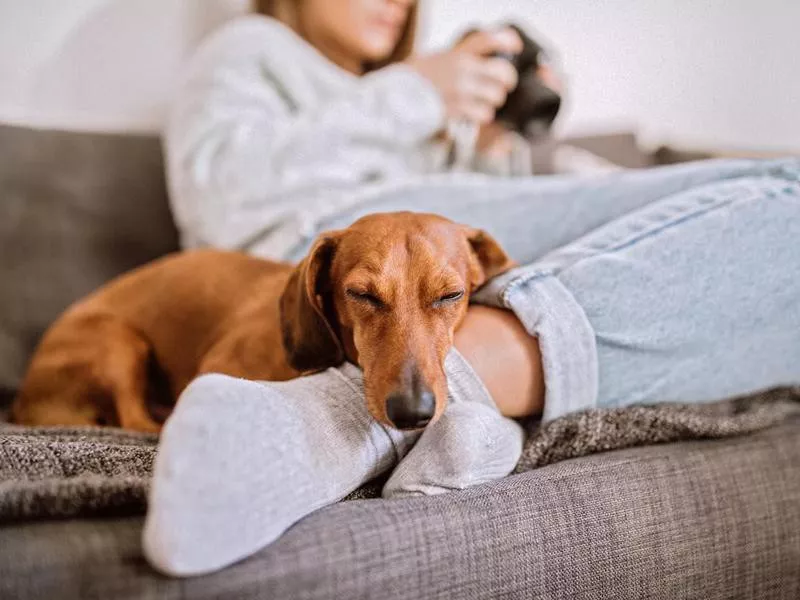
[165,17,446,252]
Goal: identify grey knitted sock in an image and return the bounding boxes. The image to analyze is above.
[143,351,523,577]
[382,350,524,498]
[143,364,418,577]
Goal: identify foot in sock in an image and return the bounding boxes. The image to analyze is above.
[143,350,524,577]
[383,401,524,497]
[383,350,525,498]
[143,363,417,577]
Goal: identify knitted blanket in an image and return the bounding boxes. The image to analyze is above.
[1,386,798,521]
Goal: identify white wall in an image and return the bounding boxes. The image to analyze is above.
[423,0,800,153]
[0,0,249,132]
[0,0,798,153]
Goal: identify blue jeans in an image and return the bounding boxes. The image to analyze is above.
[294,158,800,420]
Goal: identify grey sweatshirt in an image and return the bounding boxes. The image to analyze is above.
[165,15,532,260]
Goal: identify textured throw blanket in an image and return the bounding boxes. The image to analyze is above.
[1,387,798,522]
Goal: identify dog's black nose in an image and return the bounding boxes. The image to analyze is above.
[385,389,435,430]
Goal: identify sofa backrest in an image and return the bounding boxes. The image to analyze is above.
[0,123,180,399]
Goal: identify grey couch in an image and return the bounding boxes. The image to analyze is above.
[1,123,798,600]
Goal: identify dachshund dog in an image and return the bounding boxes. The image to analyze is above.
[12,212,513,433]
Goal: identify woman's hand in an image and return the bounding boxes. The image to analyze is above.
[407,28,523,125]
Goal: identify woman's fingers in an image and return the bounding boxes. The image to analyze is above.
[476,57,519,92]
[455,63,507,104]
[457,28,523,58]
[456,99,495,124]
[490,27,524,56]
[407,26,522,124]
[444,56,518,123]
[458,55,517,96]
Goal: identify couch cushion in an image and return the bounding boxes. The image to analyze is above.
[1,388,797,522]
[1,417,798,599]
[0,123,179,397]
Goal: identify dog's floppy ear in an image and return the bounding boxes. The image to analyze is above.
[279,234,344,372]
[464,227,516,289]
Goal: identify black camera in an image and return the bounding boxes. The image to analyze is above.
[493,24,562,139]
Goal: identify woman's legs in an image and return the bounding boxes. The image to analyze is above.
[293,158,793,265]
[304,157,799,419]
[145,158,800,575]
[472,158,800,420]
[404,157,800,489]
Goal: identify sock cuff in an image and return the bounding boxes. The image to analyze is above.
[444,348,499,411]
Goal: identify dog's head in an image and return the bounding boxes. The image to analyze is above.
[279,212,514,430]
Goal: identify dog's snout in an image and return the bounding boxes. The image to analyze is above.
[385,388,436,430]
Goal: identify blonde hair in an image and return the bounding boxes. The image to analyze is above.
[254,0,418,71]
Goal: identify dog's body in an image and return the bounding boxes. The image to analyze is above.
[12,250,299,431]
[13,212,512,433]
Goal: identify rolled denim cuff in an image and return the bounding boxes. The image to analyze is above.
[472,268,599,422]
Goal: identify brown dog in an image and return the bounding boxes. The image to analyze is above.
[12,212,513,432]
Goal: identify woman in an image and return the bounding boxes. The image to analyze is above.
[146,0,800,576]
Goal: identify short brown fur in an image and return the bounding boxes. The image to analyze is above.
[12,212,512,432]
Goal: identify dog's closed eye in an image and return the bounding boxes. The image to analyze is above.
[433,290,464,307]
[346,288,385,309]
